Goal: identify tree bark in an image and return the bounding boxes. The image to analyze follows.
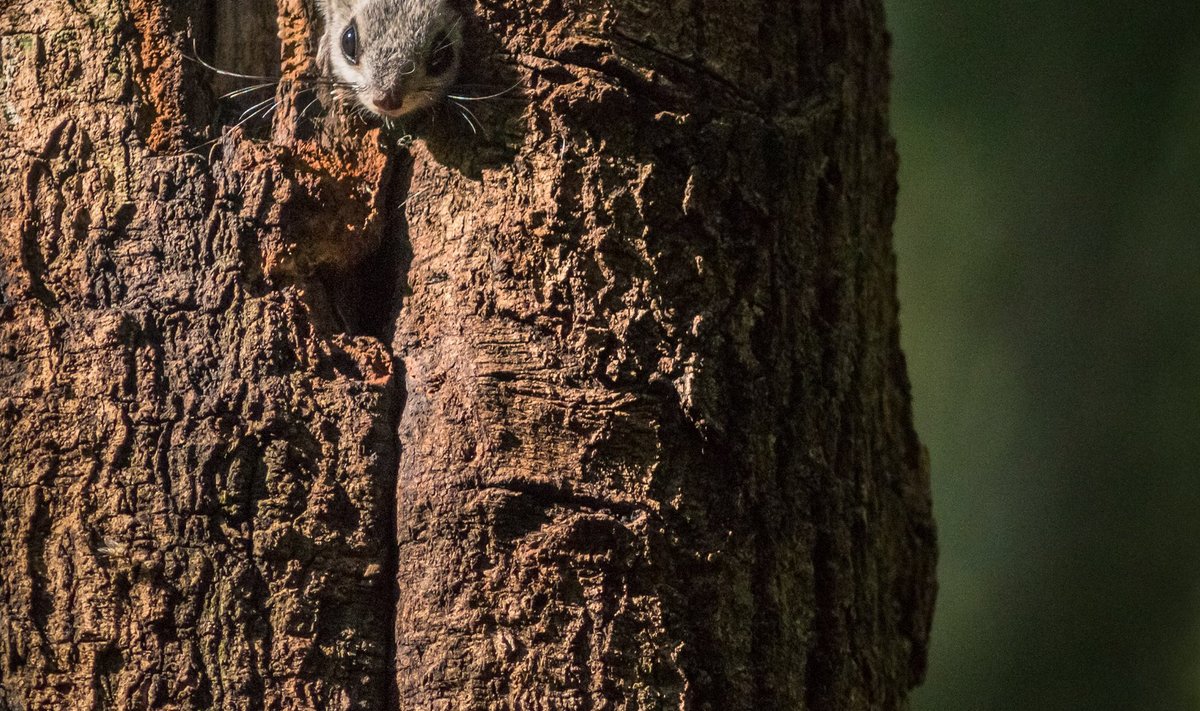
[0,0,935,710]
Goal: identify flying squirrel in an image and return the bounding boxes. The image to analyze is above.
[316,0,464,117]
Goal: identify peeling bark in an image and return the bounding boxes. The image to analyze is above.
[0,0,935,710]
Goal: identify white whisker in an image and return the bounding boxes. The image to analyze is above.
[450,100,479,135]
[221,82,277,100]
[186,47,355,91]
[398,187,429,209]
[301,94,324,118]
[447,79,523,102]
[185,47,279,81]
[239,95,277,122]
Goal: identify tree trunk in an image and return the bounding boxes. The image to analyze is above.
[0,0,935,710]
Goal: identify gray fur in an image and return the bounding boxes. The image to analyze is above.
[317,0,462,117]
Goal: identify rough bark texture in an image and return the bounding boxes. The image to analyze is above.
[0,1,401,709]
[0,0,935,710]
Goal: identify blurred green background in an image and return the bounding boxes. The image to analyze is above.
[885,2,1200,709]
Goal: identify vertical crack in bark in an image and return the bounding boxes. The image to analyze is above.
[244,449,270,711]
[89,644,122,711]
[308,147,414,707]
[317,154,413,340]
[25,487,52,657]
[804,524,838,711]
[372,155,413,711]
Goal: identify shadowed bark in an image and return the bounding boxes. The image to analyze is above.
[0,0,935,709]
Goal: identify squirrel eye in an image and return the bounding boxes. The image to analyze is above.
[341,20,359,65]
[426,31,455,77]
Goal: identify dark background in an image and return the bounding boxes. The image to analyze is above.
[885,2,1200,709]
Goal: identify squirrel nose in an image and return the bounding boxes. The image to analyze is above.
[374,82,408,113]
